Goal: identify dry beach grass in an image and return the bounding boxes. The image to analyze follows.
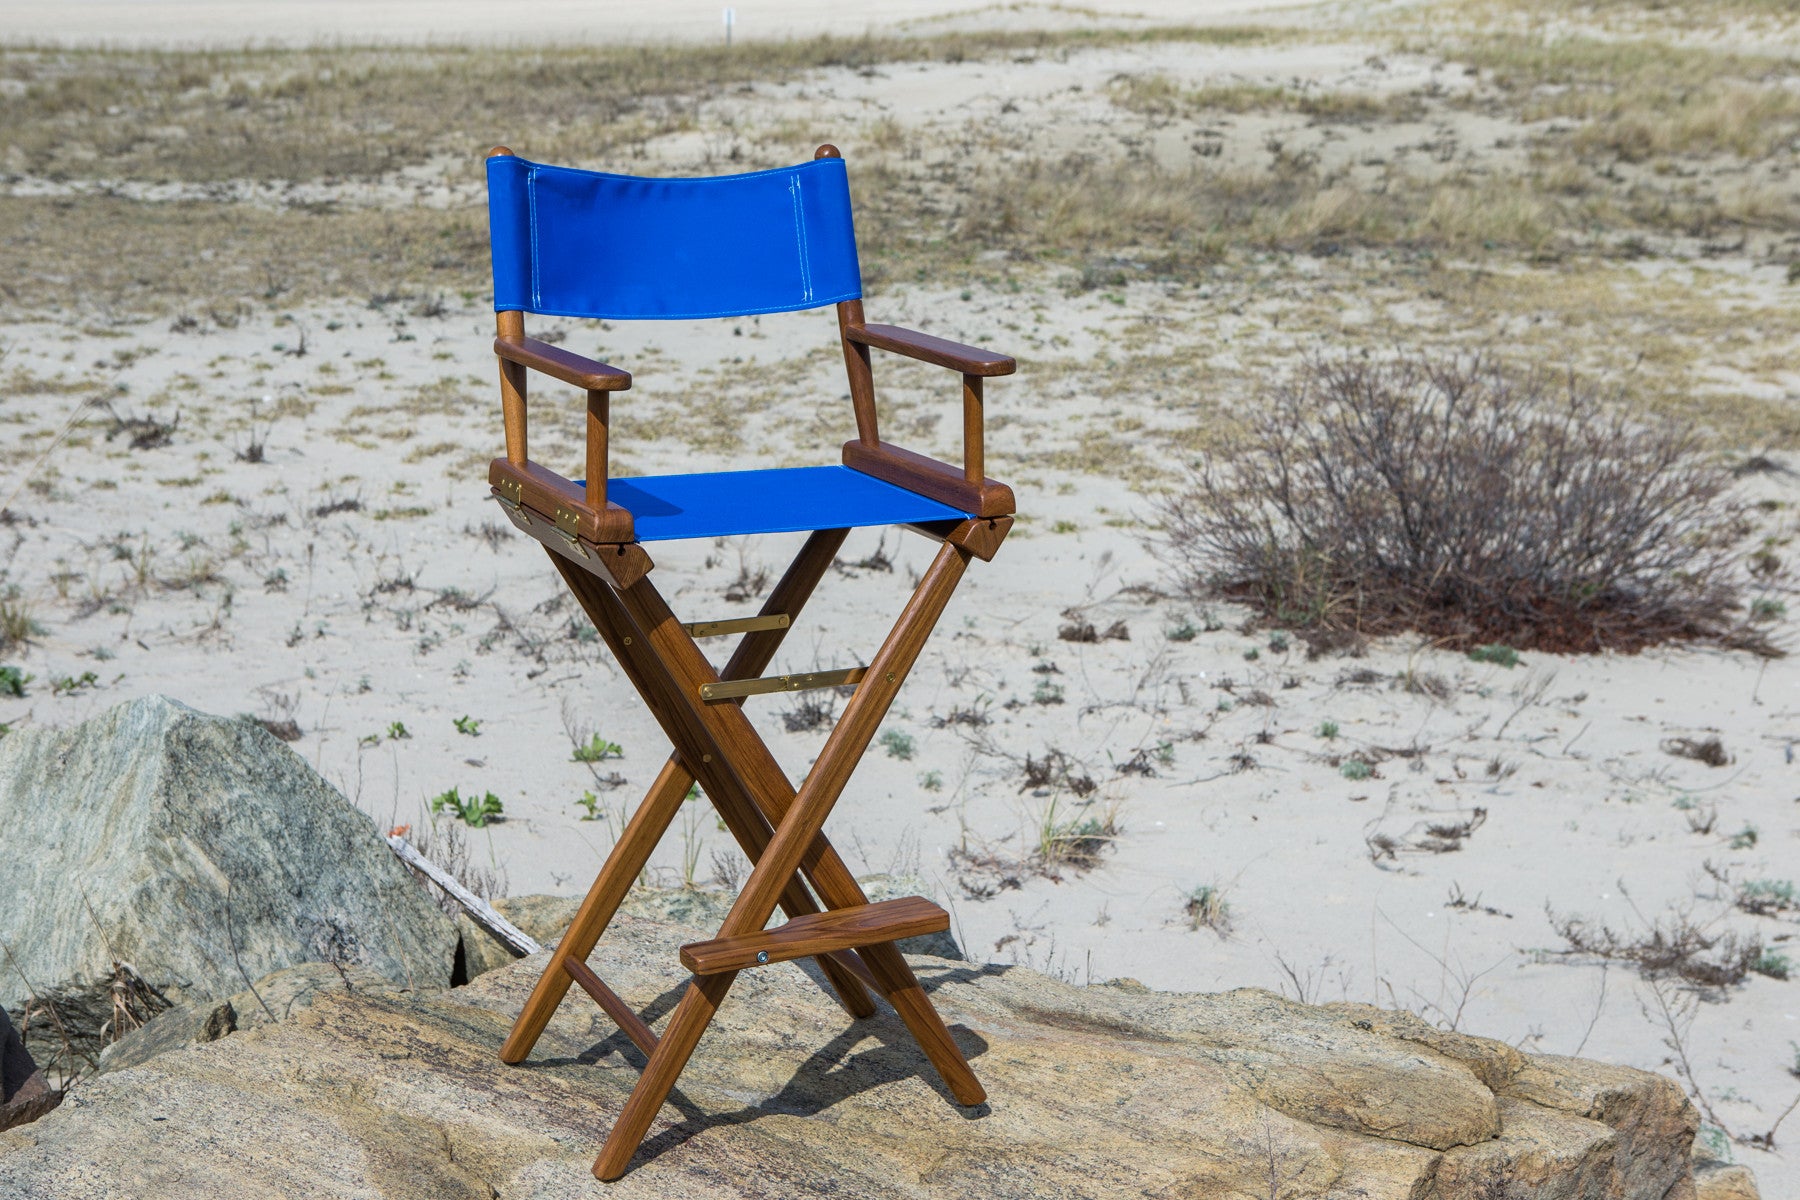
[2,0,1799,1190]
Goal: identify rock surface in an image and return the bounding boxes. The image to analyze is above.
[0,695,458,1015]
[0,905,1716,1199]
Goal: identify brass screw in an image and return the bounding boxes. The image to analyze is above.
[885,672,895,683]
[702,753,712,763]
[623,636,632,646]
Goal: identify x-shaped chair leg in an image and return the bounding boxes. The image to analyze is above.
[503,526,987,1180]
[501,530,875,1067]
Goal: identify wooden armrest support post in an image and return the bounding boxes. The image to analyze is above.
[492,310,634,543]
[835,303,1015,517]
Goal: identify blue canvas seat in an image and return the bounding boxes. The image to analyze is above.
[592,466,970,543]
[478,144,1017,1183]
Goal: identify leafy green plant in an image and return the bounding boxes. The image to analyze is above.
[1316,720,1340,740]
[386,720,410,740]
[574,791,603,821]
[919,769,943,792]
[453,715,481,736]
[1750,597,1786,622]
[1468,644,1522,668]
[1729,825,1759,850]
[1340,758,1373,781]
[1753,950,1791,981]
[879,729,915,760]
[430,787,503,828]
[1032,679,1065,706]
[0,666,32,698]
[571,733,623,763]
[1736,879,1797,916]
[1166,620,1199,642]
[50,671,99,696]
[1242,646,1260,661]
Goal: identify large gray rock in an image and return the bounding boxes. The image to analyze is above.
[0,695,458,1017]
[0,907,1731,1199]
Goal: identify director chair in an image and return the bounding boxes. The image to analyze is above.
[480,144,1016,1180]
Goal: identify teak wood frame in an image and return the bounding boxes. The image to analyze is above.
[486,145,1018,1182]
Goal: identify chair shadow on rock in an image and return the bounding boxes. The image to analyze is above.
[475,143,1020,1181]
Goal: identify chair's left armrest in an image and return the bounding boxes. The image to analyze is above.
[844,324,1015,377]
[495,336,632,391]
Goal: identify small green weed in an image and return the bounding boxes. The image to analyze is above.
[1737,879,1797,916]
[50,671,99,696]
[1032,679,1065,706]
[1753,950,1791,981]
[1316,720,1340,740]
[0,666,32,697]
[1340,758,1373,781]
[919,769,943,792]
[574,791,603,821]
[1729,825,1759,850]
[1166,620,1199,642]
[1242,647,1260,661]
[572,733,624,763]
[1184,884,1232,933]
[1468,644,1522,668]
[387,720,410,740]
[879,729,915,760]
[1750,597,1786,622]
[453,715,481,736]
[431,787,503,827]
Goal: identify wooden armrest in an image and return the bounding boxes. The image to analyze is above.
[494,337,632,391]
[845,324,1015,377]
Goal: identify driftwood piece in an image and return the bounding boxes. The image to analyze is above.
[385,835,541,958]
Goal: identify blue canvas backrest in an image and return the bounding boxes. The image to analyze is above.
[487,153,864,321]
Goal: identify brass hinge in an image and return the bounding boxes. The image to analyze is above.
[493,477,522,507]
[553,505,582,537]
[683,614,791,639]
[700,666,867,702]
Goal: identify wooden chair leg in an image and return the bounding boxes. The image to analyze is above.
[610,540,986,1104]
[551,548,877,1019]
[592,970,735,1181]
[501,756,692,1063]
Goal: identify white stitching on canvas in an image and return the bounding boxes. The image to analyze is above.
[790,175,814,305]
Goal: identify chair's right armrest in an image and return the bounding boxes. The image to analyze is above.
[844,324,1014,377]
[495,337,632,391]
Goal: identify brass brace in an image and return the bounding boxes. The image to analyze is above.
[700,666,867,702]
[682,614,791,639]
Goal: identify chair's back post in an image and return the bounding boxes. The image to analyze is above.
[961,375,984,485]
[815,144,881,449]
[496,309,529,465]
[586,388,609,509]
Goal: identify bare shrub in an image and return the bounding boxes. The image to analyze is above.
[1157,355,1755,654]
[1548,905,1763,989]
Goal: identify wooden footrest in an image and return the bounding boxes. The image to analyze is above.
[679,897,948,975]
